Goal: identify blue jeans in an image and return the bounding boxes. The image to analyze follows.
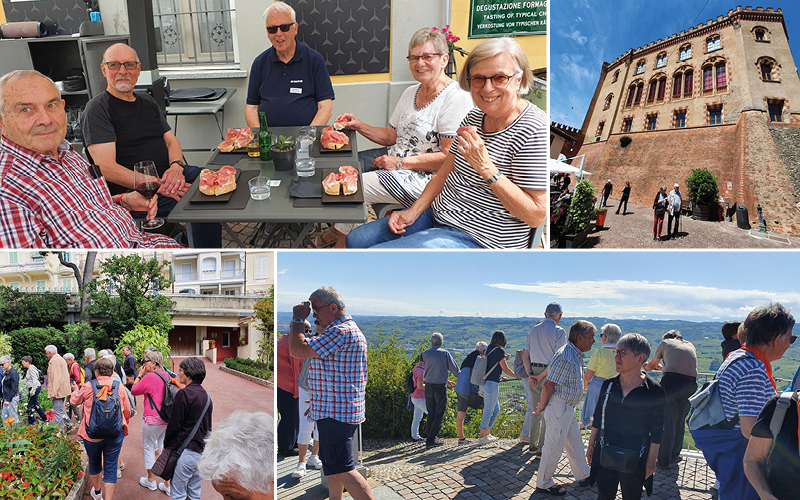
[346,208,482,249]
[132,164,222,248]
[479,380,500,431]
[410,397,427,440]
[83,432,125,484]
[172,448,203,500]
[2,396,19,424]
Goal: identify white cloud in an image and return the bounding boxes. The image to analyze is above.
[278,269,287,275]
[565,29,588,45]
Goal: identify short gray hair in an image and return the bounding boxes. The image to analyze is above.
[143,349,163,368]
[618,333,651,360]
[198,411,274,494]
[458,37,533,94]
[97,349,110,357]
[475,341,488,353]
[600,323,622,343]
[0,355,11,364]
[85,348,96,360]
[0,70,59,118]
[407,28,448,57]
[662,329,683,340]
[568,320,596,344]
[431,332,443,347]
[263,1,295,24]
[45,345,58,354]
[310,286,346,310]
[64,353,75,362]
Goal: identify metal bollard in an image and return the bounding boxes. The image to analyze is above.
[757,204,767,233]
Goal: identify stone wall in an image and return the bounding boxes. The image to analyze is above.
[768,123,800,204]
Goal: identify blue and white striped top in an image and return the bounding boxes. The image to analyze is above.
[431,103,548,249]
[717,349,776,424]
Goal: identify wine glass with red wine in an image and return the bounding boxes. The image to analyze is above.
[133,160,165,230]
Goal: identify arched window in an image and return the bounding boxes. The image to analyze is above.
[679,44,692,61]
[703,65,714,91]
[707,35,721,52]
[647,74,667,102]
[603,93,613,110]
[612,70,620,83]
[753,26,770,43]
[761,60,773,80]
[634,82,644,105]
[755,29,765,41]
[757,57,779,82]
[636,59,646,75]
[626,81,644,106]
[703,60,728,93]
[684,70,693,96]
[656,52,667,68]
[673,73,683,97]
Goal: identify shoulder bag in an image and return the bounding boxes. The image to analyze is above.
[513,349,529,379]
[151,395,211,481]
[598,382,645,474]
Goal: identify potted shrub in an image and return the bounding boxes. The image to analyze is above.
[559,179,597,248]
[595,207,609,228]
[271,135,295,171]
[686,168,720,221]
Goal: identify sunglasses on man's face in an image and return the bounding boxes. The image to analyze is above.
[266,23,294,34]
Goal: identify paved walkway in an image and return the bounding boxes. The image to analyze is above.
[563,200,800,249]
[76,357,274,500]
[276,438,717,500]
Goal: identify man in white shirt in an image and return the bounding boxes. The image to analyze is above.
[668,183,682,238]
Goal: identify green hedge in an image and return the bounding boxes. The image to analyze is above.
[224,357,272,380]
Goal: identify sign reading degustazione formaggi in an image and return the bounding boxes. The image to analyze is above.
[469,0,547,38]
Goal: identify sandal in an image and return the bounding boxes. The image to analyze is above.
[534,486,566,497]
[313,228,339,248]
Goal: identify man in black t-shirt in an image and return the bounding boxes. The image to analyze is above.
[82,43,220,247]
[744,391,800,500]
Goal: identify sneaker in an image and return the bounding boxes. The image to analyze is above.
[158,483,171,496]
[458,438,471,445]
[519,435,529,443]
[139,477,157,491]
[90,488,103,500]
[292,462,307,478]
[411,437,424,443]
[426,438,445,449]
[306,455,322,470]
[477,435,498,445]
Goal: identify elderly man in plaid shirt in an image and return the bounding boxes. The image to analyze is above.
[0,70,180,248]
[531,320,596,496]
[289,286,374,500]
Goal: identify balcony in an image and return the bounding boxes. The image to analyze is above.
[174,268,244,282]
[175,271,199,282]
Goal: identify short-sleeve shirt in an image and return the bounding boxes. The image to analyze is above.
[586,347,617,379]
[307,315,368,424]
[434,103,548,249]
[547,342,584,407]
[717,349,776,423]
[484,344,505,383]
[526,318,567,365]
[375,81,473,207]
[246,40,335,127]
[653,338,697,377]
[411,362,425,399]
[82,91,172,195]
[750,392,800,500]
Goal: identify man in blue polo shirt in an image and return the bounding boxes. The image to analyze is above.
[246,1,334,128]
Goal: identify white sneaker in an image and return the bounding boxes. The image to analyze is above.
[90,488,103,500]
[139,477,157,491]
[158,482,171,495]
[478,435,498,444]
[487,434,498,442]
[291,462,307,478]
[306,454,323,470]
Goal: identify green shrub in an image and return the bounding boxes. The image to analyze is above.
[224,357,272,380]
[619,136,632,147]
[8,327,66,372]
[564,179,598,234]
[686,168,720,206]
[115,325,172,371]
[363,329,412,438]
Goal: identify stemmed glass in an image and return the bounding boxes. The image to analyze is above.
[133,160,165,230]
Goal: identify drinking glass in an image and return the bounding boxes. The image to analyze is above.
[247,138,260,158]
[249,176,271,200]
[296,157,316,177]
[133,160,165,229]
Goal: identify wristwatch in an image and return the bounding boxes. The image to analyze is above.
[396,158,403,170]
[292,317,305,324]
[487,171,503,185]
[170,160,185,169]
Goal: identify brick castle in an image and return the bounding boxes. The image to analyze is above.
[575,6,800,235]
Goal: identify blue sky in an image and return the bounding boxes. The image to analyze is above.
[276,251,800,322]
[551,1,800,129]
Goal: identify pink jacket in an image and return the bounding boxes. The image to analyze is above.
[131,369,170,425]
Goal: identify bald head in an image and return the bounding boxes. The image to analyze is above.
[101,43,142,99]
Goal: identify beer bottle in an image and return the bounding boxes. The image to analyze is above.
[258,111,272,161]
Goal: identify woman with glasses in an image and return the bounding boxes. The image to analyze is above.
[580,324,622,427]
[586,334,666,500]
[131,349,173,495]
[347,37,548,249]
[316,27,473,248]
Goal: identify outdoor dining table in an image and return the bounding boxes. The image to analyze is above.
[167,126,367,248]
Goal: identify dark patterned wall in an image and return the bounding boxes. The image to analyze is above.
[286,0,391,76]
[2,0,91,36]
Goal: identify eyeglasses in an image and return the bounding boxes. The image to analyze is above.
[266,23,294,34]
[103,61,140,71]
[614,349,630,358]
[406,53,442,63]
[311,302,331,313]
[468,72,520,89]
[791,335,797,344]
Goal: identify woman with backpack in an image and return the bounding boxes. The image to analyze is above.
[21,356,48,425]
[477,331,520,444]
[131,348,173,495]
[71,356,132,500]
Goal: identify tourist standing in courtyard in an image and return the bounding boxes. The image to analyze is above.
[667,184,682,238]
[522,302,567,454]
[478,330,519,444]
[1,356,20,424]
[21,356,47,424]
[602,179,613,208]
[45,345,71,430]
[532,320,595,496]
[616,181,631,215]
[421,332,460,449]
[652,185,668,241]
[692,303,795,500]
[288,286,374,500]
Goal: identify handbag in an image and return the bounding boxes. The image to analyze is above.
[513,349,529,379]
[467,391,484,410]
[151,395,211,480]
[598,382,644,474]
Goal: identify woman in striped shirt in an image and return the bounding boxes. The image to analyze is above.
[346,38,548,249]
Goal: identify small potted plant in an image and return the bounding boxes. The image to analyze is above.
[595,206,609,228]
[271,135,295,171]
[559,179,597,248]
